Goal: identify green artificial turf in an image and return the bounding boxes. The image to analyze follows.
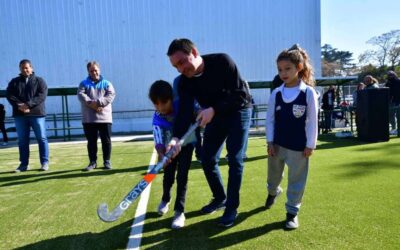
[1,136,399,249]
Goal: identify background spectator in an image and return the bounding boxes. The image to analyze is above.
[0,104,9,146]
[77,61,116,171]
[364,75,379,89]
[386,71,400,134]
[6,59,49,172]
[322,85,336,133]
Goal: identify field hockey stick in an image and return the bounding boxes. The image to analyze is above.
[97,120,200,222]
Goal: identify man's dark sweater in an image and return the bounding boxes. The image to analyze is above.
[386,77,400,105]
[173,53,251,138]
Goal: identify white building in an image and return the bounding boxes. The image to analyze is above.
[0,0,321,134]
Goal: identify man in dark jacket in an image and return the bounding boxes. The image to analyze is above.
[6,59,49,172]
[321,85,336,133]
[386,71,400,134]
[166,38,252,227]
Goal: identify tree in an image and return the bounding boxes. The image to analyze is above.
[365,30,400,68]
[321,44,354,76]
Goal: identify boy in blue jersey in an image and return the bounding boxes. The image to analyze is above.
[148,80,196,229]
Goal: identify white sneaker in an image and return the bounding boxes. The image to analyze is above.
[157,201,170,215]
[390,129,397,135]
[1,142,7,146]
[285,213,299,229]
[171,211,185,229]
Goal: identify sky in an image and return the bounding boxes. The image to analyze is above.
[321,0,400,63]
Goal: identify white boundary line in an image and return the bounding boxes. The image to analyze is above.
[126,149,158,250]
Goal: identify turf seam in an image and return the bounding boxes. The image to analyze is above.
[126,149,157,250]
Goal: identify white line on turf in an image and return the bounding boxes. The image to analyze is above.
[126,150,158,250]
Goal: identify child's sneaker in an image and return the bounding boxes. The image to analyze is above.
[285,213,299,229]
[171,211,185,229]
[15,165,29,173]
[157,201,170,215]
[40,163,49,171]
[265,187,283,209]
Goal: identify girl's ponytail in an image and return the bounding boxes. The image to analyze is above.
[278,44,315,86]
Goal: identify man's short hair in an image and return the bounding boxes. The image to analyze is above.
[387,70,398,78]
[87,61,100,70]
[148,80,173,104]
[167,38,196,56]
[19,59,32,67]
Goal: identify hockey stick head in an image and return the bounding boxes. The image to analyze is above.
[97,203,122,222]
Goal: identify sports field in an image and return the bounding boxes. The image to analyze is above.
[0,135,399,249]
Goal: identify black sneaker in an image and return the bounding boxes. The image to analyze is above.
[201,199,226,214]
[285,213,299,229]
[218,210,237,227]
[265,187,283,209]
[15,165,29,173]
[104,160,112,170]
[84,162,97,171]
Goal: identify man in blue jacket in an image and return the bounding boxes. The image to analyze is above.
[6,59,49,172]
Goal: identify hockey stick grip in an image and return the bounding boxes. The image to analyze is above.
[161,120,200,165]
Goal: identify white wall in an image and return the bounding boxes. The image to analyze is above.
[0,0,321,133]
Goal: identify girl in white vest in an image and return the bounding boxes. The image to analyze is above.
[265,44,318,229]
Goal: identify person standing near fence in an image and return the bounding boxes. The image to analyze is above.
[0,104,9,146]
[6,59,49,172]
[265,44,318,229]
[364,75,379,89]
[385,71,400,135]
[78,61,116,171]
[322,85,335,133]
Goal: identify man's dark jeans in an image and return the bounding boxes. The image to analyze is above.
[201,108,251,212]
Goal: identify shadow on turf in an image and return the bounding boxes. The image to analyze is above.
[316,134,364,150]
[0,164,152,187]
[337,159,400,179]
[14,219,133,250]
[317,134,400,150]
[141,206,286,249]
[0,154,267,186]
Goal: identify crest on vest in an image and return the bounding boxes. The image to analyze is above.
[292,104,306,118]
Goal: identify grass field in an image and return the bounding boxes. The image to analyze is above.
[0,135,399,249]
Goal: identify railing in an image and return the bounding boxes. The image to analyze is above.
[2,106,399,141]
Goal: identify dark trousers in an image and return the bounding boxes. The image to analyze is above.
[0,122,8,142]
[83,123,112,163]
[162,144,194,213]
[202,108,251,212]
[194,127,203,160]
[324,110,333,130]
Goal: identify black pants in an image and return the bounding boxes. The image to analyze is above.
[324,110,333,130]
[83,123,112,163]
[162,144,194,213]
[0,122,8,143]
[195,127,203,159]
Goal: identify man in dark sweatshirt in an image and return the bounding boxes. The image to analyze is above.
[386,71,400,134]
[166,38,252,227]
[6,59,49,172]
